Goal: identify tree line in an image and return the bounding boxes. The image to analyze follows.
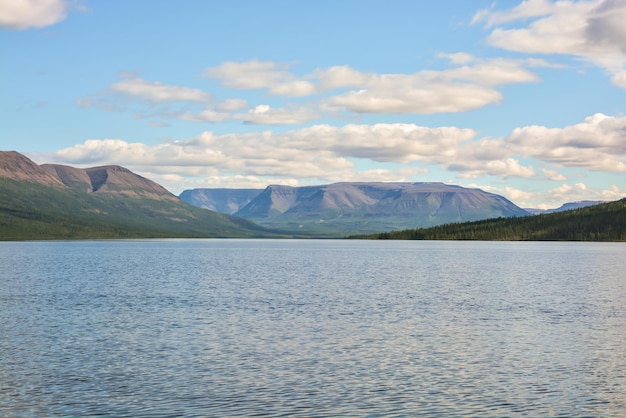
[360,199,626,241]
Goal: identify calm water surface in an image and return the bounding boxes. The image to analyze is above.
[1,239,625,416]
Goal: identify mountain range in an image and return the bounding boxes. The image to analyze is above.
[0,151,276,239]
[180,182,530,235]
[5,150,612,240]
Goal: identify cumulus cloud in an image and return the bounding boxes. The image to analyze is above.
[178,109,230,123]
[82,56,545,124]
[438,52,477,65]
[453,112,626,174]
[0,0,69,29]
[282,124,476,163]
[465,182,625,209]
[42,112,626,200]
[236,104,320,125]
[216,98,248,112]
[468,183,537,204]
[541,168,568,181]
[202,58,540,115]
[321,58,538,114]
[203,60,316,97]
[473,0,626,89]
[111,76,211,103]
[506,113,626,171]
[327,82,502,114]
[448,158,536,179]
[45,123,476,183]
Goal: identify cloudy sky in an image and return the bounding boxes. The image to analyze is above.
[2,0,625,208]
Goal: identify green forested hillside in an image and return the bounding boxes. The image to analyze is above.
[363,199,626,241]
[0,178,276,240]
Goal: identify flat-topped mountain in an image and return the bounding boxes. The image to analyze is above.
[0,151,276,239]
[182,182,530,235]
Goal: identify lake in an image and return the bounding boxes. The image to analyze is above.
[1,239,625,416]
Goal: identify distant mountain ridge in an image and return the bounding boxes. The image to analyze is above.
[0,151,276,239]
[545,200,606,213]
[179,188,262,215]
[181,182,530,235]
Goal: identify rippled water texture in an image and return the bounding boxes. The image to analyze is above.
[1,240,625,416]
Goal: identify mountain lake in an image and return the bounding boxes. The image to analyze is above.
[1,239,624,416]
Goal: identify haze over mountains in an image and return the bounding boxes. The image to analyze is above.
[0,151,274,239]
[181,182,530,235]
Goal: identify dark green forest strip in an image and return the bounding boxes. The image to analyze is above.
[358,199,626,241]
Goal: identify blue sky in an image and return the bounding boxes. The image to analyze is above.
[2,0,625,208]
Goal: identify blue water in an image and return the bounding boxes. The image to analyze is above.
[1,239,625,416]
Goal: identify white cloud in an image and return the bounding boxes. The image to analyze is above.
[179,109,231,123]
[203,58,540,115]
[82,56,545,123]
[203,60,315,97]
[111,77,211,103]
[216,98,248,112]
[462,182,623,209]
[328,82,503,114]
[284,123,476,163]
[541,168,568,181]
[611,70,626,88]
[601,184,626,200]
[438,52,476,65]
[449,158,536,179]
[468,183,537,204]
[506,113,626,171]
[0,0,69,29]
[539,182,625,207]
[444,58,539,86]
[447,112,626,178]
[315,65,371,90]
[474,0,626,89]
[203,60,288,89]
[472,0,558,27]
[41,114,626,201]
[45,123,475,183]
[321,58,538,114]
[236,104,320,125]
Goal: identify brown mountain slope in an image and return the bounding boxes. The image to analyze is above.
[42,164,93,193]
[0,151,65,187]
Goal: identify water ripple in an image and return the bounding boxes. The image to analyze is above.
[1,240,625,416]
